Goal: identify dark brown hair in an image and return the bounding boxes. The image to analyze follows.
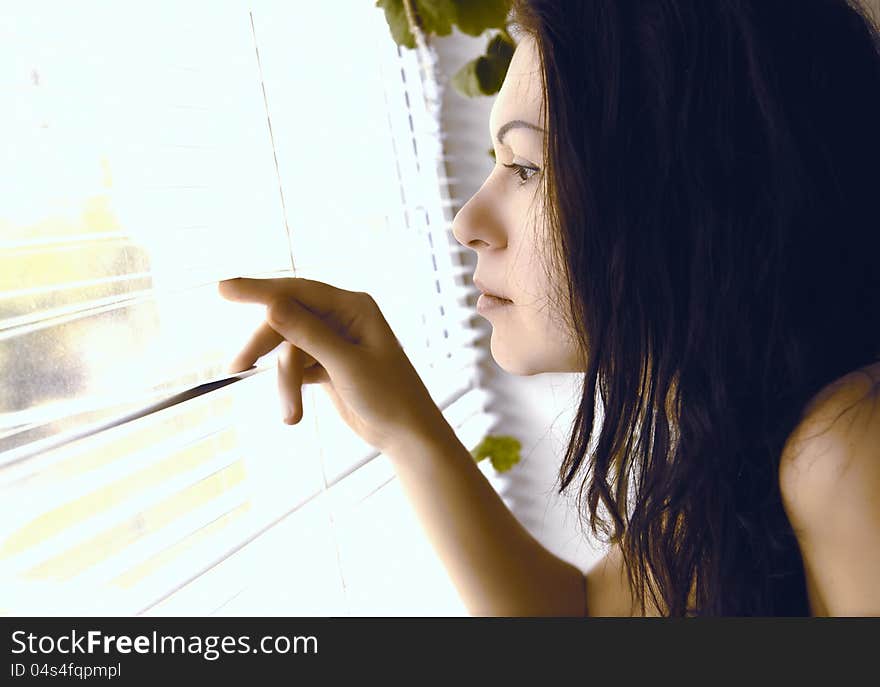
[512,0,880,615]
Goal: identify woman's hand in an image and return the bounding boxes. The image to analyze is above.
[218,277,452,455]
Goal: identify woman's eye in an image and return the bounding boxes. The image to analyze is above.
[502,162,540,186]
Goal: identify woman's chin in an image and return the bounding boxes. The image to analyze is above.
[489,337,544,376]
[489,333,584,376]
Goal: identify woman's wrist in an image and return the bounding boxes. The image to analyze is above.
[384,413,464,467]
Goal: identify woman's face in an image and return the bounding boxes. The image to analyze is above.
[452,35,583,375]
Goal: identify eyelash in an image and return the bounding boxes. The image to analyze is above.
[502,162,540,186]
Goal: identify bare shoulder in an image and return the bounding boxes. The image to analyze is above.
[583,543,645,616]
[778,360,880,615]
[779,360,880,515]
[583,542,669,617]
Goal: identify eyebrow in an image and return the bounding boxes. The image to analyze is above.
[495,119,545,145]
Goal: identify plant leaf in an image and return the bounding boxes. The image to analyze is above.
[418,0,457,37]
[450,0,512,36]
[450,30,515,97]
[376,0,416,49]
[486,30,515,62]
[375,0,457,48]
[470,435,522,472]
[450,57,484,97]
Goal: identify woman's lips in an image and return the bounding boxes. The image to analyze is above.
[473,277,512,301]
[476,293,513,314]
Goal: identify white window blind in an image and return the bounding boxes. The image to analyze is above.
[0,1,491,616]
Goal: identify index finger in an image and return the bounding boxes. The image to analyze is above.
[218,277,353,316]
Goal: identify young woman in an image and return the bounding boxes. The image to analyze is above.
[219,0,880,616]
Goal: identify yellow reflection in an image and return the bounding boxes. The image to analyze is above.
[26,395,233,486]
[111,501,251,590]
[1,428,237,558]
[0,195,127,292]
[26,460,247,581]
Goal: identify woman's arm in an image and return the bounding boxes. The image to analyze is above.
[386,426,588,616]
[218,277,596,616]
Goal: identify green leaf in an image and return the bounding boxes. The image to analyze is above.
[376,0,416,49]
[450,57,484,97]
[375,0,457,48]
[418,0,456,37]
[450,31,515,97]
[470,435,522,473]
[475,54,506,94]
[486,30,515,62]
[450,0,512,36]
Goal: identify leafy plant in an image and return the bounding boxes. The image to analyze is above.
[470,434,522,472]
[375,0,515,97]
[450,30,515,97]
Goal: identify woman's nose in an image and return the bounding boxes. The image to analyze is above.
[451,184,507,251]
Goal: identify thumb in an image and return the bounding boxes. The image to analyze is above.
[266,297,355,376]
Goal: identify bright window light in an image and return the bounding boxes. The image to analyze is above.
[1,1,482,615]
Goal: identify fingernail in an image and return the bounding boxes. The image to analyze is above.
[226,357,250,374]
[284,406,302,424]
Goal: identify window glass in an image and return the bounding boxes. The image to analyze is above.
[0,0,481,615]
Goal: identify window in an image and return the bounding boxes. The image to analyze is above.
[1,1,489,616]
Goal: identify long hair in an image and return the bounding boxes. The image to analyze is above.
[512,0,880,615]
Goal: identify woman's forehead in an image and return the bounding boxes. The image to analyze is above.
[492,37,544,134]
[507,35,541,76]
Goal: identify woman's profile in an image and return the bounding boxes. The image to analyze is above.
[220,0,880,616]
